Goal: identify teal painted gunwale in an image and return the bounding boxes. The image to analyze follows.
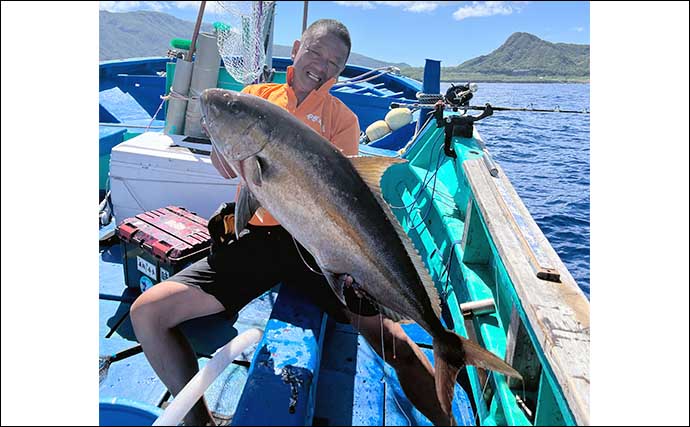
[380,113,577,425]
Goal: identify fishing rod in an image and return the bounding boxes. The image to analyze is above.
[390,101,590,115]
[391,83,589,114]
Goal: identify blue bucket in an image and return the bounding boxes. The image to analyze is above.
[99,397,164,426]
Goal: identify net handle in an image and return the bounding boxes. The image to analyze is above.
[186,1,207,61]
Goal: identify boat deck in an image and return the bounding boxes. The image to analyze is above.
[99,223,476,425]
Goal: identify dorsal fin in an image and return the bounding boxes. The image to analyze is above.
[349,156,407,194]
[350,156,443,320]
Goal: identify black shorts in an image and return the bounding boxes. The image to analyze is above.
[169,224,379,323]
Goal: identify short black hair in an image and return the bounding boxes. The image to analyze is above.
[302,19,351,58]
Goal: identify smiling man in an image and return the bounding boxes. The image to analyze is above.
[131,19,456,426]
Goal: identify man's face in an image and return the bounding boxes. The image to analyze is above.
[291,29,349,95]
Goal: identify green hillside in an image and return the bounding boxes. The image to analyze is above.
[99,10,409,69]
[400,32,589,83]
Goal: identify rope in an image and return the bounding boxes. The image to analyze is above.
[163,88,198,103]
[332,66,400,88]
[387,144,443,210]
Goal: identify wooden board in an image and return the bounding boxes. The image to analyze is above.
[462,158,590,425]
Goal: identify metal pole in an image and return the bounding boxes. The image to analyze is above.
[186,1,207,62]
[302,1,309,34]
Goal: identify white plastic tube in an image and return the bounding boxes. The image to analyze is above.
[184,32,222,137]
[164,59,194,135]
[153,328,264,426]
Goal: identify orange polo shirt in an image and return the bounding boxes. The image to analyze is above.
[236,66,360,226]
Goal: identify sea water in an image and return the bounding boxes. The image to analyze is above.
[441,82,591,298]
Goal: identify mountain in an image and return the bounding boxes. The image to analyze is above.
[99,10,409,68]
[99,10,214,61]
[269,44,410,69]
[399,32,589,83]
[453,32,589,77]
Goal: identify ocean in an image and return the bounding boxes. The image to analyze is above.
[440,82,591,298]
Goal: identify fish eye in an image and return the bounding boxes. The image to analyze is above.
[228,102,240,114]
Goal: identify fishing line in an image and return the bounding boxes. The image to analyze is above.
[379,313,386,368]
[387,144,444,210]
[377,316,411,426]
[291,236,324,276]
[475,372,494,425]
[405,141,446,230]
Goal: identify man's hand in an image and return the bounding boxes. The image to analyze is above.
[211,146,237,179]
[339,274,365,299]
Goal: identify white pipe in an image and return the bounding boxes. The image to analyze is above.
[164,59,194,135]
[153,328,264,426]
[184,32,221,137]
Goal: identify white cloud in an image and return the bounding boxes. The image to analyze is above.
[452,1,527,21]
[99,1,226,15]
[334,1,445,13]
[100,1,166,13]
[334,1,376,10]
[382,2,443,12]
[572,26,585,33]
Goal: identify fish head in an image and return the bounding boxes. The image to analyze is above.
[200,88,273,163]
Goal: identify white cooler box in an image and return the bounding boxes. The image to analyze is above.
[109,132,238,224]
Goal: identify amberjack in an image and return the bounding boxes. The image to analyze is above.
[200,88,521,421]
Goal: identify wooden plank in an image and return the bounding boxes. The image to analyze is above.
[462,158,590,425]
[504,304,542,392]
[493,176,560,282]
[99,352,168,407]
[314,327,385,426]
[461,198,492,264]
[197,358,250,418]
[232,285,328,426]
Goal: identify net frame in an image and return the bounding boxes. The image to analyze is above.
[215,1,276,85]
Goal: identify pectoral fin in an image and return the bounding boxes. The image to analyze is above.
[235,186,262,239]
[247,156,263,187]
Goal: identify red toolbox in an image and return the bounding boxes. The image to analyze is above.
[116,206,212,292]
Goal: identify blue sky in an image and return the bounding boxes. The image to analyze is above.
[99,1,590,67]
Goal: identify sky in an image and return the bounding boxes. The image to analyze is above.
[98,1,590,67]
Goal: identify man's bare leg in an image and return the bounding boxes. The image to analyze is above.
[350,313,457,426]
[130,281,226,426]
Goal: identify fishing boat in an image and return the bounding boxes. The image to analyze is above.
[99,3,590,425]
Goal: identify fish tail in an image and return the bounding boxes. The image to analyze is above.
[433,329,522,415]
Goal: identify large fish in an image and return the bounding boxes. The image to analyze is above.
[200,88,521,421]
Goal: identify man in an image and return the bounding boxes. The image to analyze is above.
[131,19,453,426]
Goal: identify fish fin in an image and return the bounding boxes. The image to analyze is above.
[324,272,348,306]
[349,156,407,194]
[351,157,443,319]
[460,334,522,379]
[352,156,442,319]
[249,156,262,187]
[235,185,261,238]
[433,329,522,414]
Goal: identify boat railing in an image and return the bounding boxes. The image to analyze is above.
[462,158,590,425]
